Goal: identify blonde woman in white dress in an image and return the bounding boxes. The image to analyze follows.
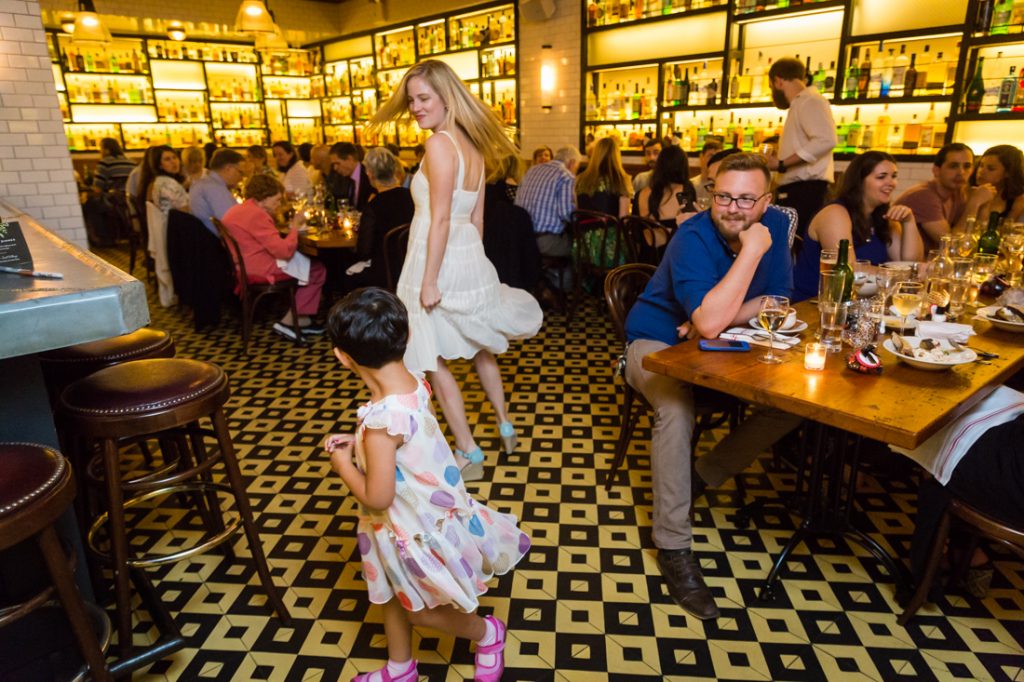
[367,60,542,480]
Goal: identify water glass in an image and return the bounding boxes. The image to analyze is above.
[819,300,848,353]
[1001,230,1024,287]
[948,257,974,318]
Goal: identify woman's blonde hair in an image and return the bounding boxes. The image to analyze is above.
[576,137,632,198]
[364,146,402,185]
[182,145,205,175]
[367,60,518,174]
[487,154,522,184]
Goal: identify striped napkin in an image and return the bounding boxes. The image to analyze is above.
[721,328,802,350]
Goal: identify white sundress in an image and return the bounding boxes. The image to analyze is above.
[397,130,543,373]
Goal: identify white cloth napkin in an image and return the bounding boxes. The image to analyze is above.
[914,321,974,343]
[276,251,311,285]
[722,329,801,350]
[345,259,371,276]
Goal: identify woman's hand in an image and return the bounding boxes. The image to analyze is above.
[884,205,915,224]
[420,281,441,310]
[676,211,698,226]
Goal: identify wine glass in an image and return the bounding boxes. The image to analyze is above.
[757,295,790,365]
[1001,228,1024,287]
[892,281,923,332]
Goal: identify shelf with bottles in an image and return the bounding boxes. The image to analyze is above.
[65,124,122,152]
[376,68,408,102]
[971,0,1024,39]
[585,122,660,150]
[205,62,261,103]
[662,109,784,152]
[324,124,357,144]
[832,101,950,154]
[147,40,258,64]
[960,43,1024,115]
[656,57,725,109]
[210,102,264,129]
[351,58,376,89]
[156,91,208,123]
[585,0,727,31]
[838,34,963,101]
[261,49,321,77]
[585,63,662,122]
[285,119,323,145]
[58,92,70,122]
[450,4,515,48]
[732,0,845,21]
[64,74,153,105]
[352,90,379,121]
[122,123,210,150]
[375,27,417,71]
[58,36,147,75]
[325,62,352,97]
[480,46,516,78]
[323,98,354,125]
[479,79,518,125]
[417,19,448,56]
[262,75,315,100]
[213,129,269,148]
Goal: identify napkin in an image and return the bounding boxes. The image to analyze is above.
[914,321,974,343]
[722,329,801,350]
[346,259,371,276]
[276,252,312,285]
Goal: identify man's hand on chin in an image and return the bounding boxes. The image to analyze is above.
[738,222,772,255]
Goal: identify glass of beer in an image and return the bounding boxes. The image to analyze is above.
[820,248,838,274]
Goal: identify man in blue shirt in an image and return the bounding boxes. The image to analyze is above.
[623,152,801,620]
[189,149,244,236]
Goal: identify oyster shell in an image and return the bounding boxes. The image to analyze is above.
[996,305,1024,323]
[890,332,914,355]
[919,338,939,351]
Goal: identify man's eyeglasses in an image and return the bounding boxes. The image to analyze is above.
[710,191,771,210]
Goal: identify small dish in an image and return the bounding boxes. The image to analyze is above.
[977,305,1024,334]
[748,318,808,334]
[882,337,977,371]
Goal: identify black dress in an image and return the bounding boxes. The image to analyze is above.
[351,186,415,289]
[577,190,622,217]
[483,182,541,291]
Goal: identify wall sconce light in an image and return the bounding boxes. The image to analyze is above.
[72,0,112,43]
[540,44,555,112]
[60,13,77,34]
[167,20,187,41]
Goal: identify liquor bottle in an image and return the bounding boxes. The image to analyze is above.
[729,69,741,102]
[632,84,642,119]
[998,65,1017,112]
[835,116,849,150]
[825,60,836,92]
[869,42,886,97]
[904,53,918,97]
[991,0,1013,34]
[586,85,599,119]
[965,57,986,113]
[976,0,995,33]
[813,61,827,92]
[915,45,932,92]
[846,107,863,150]
[919,103,937,150]
[751,53,765,100]
[880,49,894,97]
[927,52,947,94]
[977,211,1002,255]
[857,48,871,98]
[903,115,921,150]
[1014,66,1024,112]
[680,66,691,106]
[805,55,813,86]
[891,44,909,96]
[844,47,860,99]
[836,239,854,302]
[706,77,718,105]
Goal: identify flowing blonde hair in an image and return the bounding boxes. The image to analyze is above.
[576,137,632,198]
[367,60,518,174]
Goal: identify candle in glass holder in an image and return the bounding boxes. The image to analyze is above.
[804,342,827,371]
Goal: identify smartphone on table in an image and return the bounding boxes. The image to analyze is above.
[698,339,751,352]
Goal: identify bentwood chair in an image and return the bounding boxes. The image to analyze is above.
[213,218,303,353]
[603,263,742,491]
[898,498,1024,625]
[568,209,635,322]
[620,215,676,266]
[383,222,411,291]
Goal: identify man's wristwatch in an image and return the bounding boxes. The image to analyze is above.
[776,160,787,173]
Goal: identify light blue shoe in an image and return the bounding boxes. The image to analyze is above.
[455,446,485,482]
[499,422,518,455]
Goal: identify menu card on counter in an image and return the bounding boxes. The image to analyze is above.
[0,220,32,269]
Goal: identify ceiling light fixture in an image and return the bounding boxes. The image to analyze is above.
[167,20,187,41]
[71,0,112,43]
[234,0,278,34]
[59,12,77,34]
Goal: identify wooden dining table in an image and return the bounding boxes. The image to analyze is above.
[297,227,357,258]
[642,299,1024,598]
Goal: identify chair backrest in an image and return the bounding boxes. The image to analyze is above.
[950,498,1024,560]
[569,209,634,274]
[213,217,249,296]
[383,222,410,291]
[603,263,656,344]
[774,204,799,249]
[620,215,675,266]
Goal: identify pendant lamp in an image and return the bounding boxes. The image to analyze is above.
[71,0,112,43]
[234,0,278,34]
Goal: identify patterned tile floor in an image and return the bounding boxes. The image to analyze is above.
[94,248,1024,682]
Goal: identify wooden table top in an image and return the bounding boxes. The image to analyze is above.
[297,228,357,257]
[642,300,1024,449]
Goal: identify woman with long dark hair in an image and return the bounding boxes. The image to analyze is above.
[271,140,313,197]
[144,145,189,214]
[637,145,696,229]
[967,144,1024,224]
[792,150,924,301]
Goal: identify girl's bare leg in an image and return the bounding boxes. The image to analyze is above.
[383,598,413,663]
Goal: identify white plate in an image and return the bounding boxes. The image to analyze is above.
[748,318,808,334]
[855,273,878,297]
[882,315,918,330]
[882,337,977,371]
[978,306,1024,334]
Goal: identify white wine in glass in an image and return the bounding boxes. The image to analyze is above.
[757,296,790,364]
[892,281,923,332]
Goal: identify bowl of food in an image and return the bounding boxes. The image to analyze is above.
[882,333,977,370]
[978,305,1024,333]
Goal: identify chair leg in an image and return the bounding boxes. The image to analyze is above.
[210,407,290,623]
[128,234,137,274]
[187,422,235,561]
[898,509,951,626]
[36,525,113,682]
[241,296,254,354]
[606,386,638,490]
[101,437,134,657]
[287,289,303,347]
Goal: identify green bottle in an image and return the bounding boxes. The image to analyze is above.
[966,57,986,113]
[977,211,1002,255]
[837,239,855,302]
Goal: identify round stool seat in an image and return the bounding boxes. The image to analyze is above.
[61,359,226,419]
[39,329,174,367]
[0,443,67,519]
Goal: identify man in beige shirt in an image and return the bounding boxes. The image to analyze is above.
[765,57,837,248]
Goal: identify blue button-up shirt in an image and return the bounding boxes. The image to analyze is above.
[189,171,237,236]
[626,207,793,347]
[515,160,576,235]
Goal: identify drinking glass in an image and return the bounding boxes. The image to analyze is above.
[1001,229,1024,287]
[948,257,974,318]
[892,281,923,332]
[876,263,912,330]
[950,229,976,258]
[757,296,790,365]
[819,248,838,275]
[971,253,997,306]
[818,270,847,352]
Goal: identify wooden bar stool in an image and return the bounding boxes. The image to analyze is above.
[0,443,112,681]
[57,358,290,665]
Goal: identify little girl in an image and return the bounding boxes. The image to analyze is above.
[325,287,531,682]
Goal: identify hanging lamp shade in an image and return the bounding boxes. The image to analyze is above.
[167,21,187,41]
[59,13,77,34]
[234,0,278,34]
[71,0,111,43]
[255,26,289,51]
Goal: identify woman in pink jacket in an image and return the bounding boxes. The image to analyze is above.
[221,173,327,339]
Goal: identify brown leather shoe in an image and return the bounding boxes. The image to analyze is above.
[657,549,720,620]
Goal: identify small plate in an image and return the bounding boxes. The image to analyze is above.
[882,337,977,371]
[855,273,878,297]
[978,305,1024,334]
[748,318,808,335]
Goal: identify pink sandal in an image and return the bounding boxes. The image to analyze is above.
[474,615,507,682]
[352,659,418,682]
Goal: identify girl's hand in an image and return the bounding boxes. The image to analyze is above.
[884,205,914,224]
[420,281,441,310]
[324,433,355,453]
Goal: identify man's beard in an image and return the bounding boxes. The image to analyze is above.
[713,210,756,236]
[772,88,789,110]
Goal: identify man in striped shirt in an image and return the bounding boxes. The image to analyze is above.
[515,146,581,263]
[93,138,136,192]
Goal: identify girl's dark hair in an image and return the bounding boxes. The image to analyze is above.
[970,144,1024,207]
[100,137,123,157]
[647,145,694,218]
[203,142,218,168]
[272,140,298,172]
[142,145,184,200]
[835,150,896,247]
[297,142,313,164]
[327,288,409,369]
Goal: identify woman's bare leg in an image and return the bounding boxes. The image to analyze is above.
[473,350,510,425]
[428,358,477,457]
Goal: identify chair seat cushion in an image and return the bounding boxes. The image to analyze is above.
[0,443,66,517]
[39,329,173,365]
[61,359,225,417]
